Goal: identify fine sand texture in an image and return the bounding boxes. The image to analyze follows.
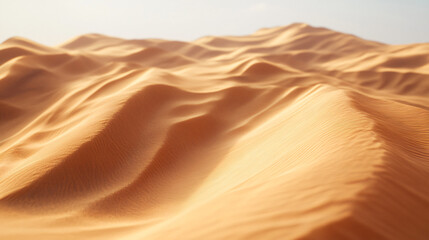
[0,23,428,239]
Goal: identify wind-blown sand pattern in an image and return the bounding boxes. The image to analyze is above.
[0,23,428,239]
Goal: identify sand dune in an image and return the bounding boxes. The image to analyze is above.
[0,23,428,239]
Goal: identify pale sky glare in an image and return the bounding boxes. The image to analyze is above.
[1,0,428,46]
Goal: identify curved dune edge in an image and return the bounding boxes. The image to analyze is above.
[0,23,428,240]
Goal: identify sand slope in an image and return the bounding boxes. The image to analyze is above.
[0,23,428,239]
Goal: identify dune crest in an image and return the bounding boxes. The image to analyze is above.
[0,23,428,239]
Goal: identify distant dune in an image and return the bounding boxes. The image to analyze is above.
[0,23,428,240]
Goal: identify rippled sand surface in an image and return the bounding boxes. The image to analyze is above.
[0,23,428,239]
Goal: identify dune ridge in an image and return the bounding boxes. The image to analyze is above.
[0,23,428,239]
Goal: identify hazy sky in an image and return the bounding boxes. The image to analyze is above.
[1,0,428,46]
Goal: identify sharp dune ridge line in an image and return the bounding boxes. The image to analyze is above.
[0,23,428,239]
